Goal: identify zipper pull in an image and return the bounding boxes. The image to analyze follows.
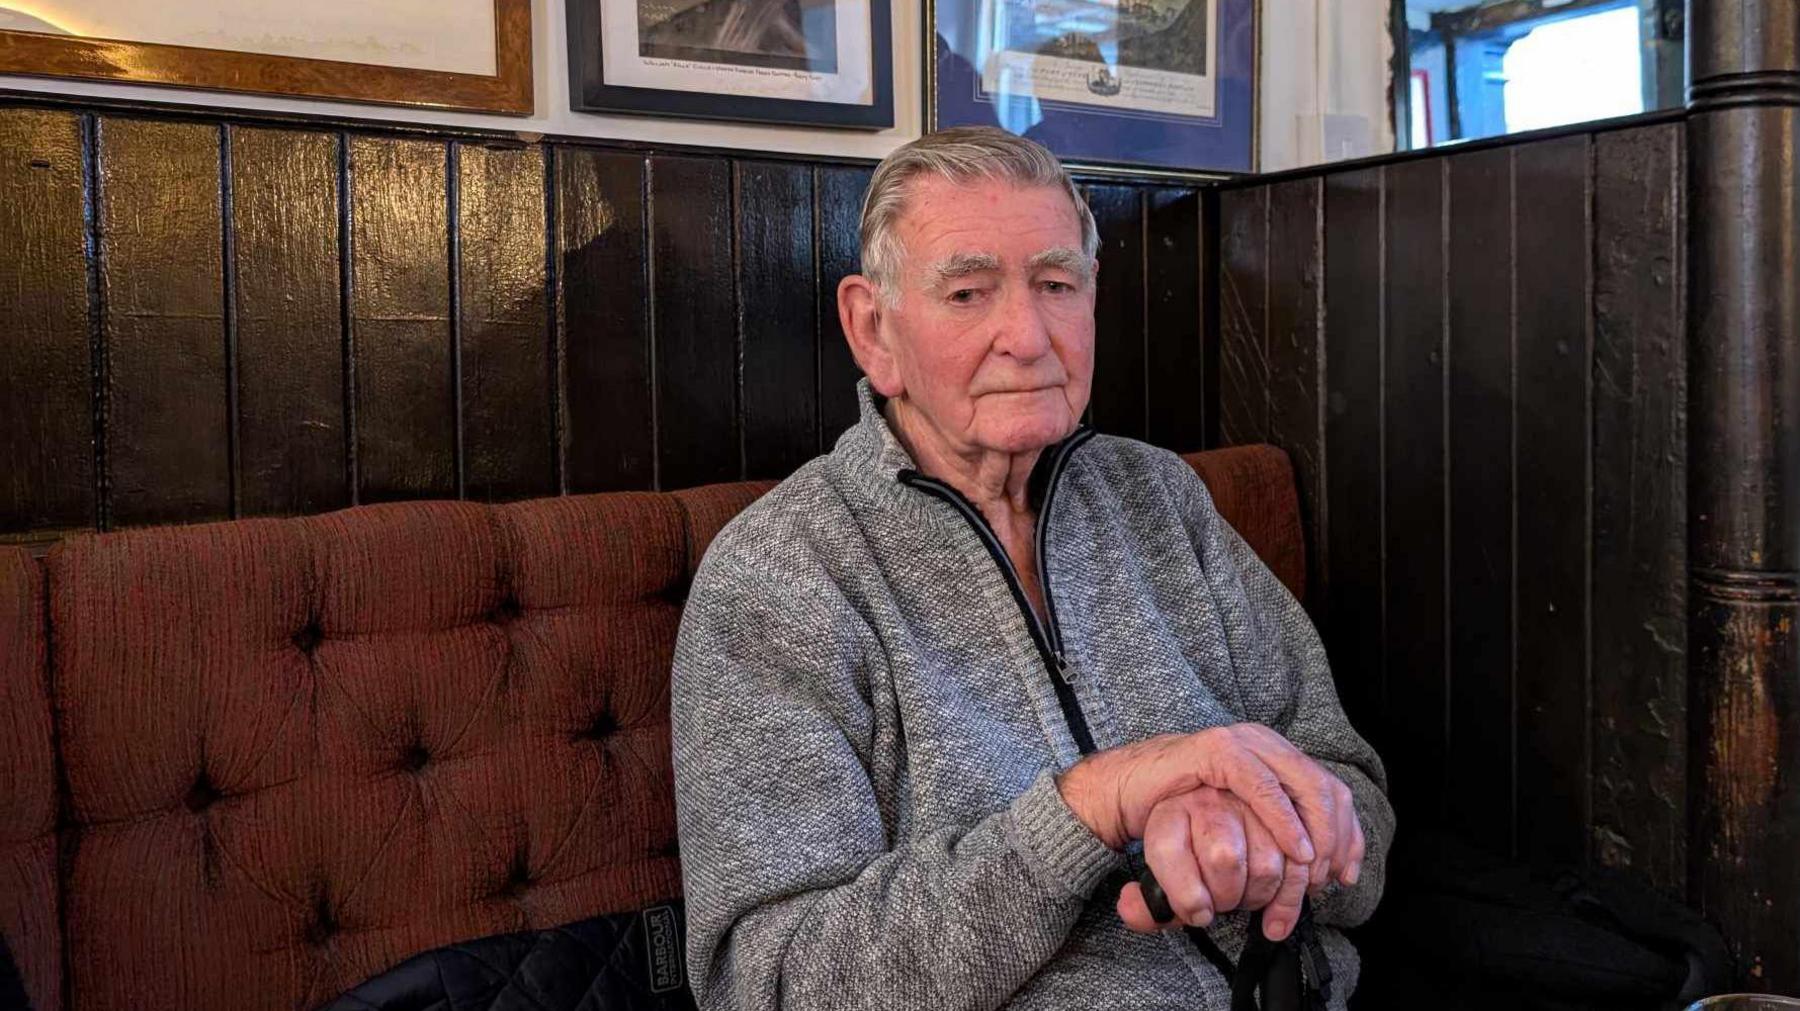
[1055,652,1078,683]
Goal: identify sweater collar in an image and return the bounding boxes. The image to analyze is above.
[830,379,1094,521]
[834,378,922,488]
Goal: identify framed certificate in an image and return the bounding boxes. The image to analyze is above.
[568,0,894,129]
[927,0,1257,175]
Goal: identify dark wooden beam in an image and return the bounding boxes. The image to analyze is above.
[1430,0,1623,37]
[1686,0,1800,990]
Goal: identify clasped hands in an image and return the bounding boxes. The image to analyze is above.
[1056,723,1364,943]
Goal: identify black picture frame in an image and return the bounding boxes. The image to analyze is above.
[567,0,894,129]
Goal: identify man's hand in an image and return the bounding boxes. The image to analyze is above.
[1114,787,1317,941]
[1056,723,1365,891]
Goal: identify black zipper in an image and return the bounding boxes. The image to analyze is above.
[897,427,1099,754]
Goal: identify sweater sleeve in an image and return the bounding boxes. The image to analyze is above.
[670,548,1124,1011]
[1178,469,1397,929]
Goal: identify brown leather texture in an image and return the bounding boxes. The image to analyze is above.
[0,547,57,1011]
[1183,445,1307,602]
[0,444,1300,1010]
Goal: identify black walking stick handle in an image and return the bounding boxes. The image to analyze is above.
[1137,865,1178,924]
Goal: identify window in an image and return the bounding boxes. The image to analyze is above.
[1502,6,1644,133]
[1396,0,1681,149]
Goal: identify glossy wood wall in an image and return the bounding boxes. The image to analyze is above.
[1217,116,1692,907]
[0,96,1214,546]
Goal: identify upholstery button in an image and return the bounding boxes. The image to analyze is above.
[400,743,430,772]
[291,620,324,654]
[493,849,534,900]
[305,898,340,946]
[659,578,691,607]
[489,593,522,624]
[184,773,222,813]
[576,710,619,742]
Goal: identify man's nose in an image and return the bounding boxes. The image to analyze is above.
[992,283,1054,360]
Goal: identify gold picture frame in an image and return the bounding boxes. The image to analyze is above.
[0,0,533,115]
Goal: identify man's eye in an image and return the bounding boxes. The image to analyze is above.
[1042,280,1072,294]
[949,288,978,304]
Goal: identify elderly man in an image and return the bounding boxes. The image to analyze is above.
[671,127,1393,1009]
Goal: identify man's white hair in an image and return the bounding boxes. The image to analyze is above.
[859,127,1099,307]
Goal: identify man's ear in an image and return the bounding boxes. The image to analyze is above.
[838,274,904,398]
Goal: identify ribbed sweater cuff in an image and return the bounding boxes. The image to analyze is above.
[1009,771,1124,900]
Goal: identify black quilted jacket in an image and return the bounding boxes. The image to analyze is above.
[321,902,697,1011]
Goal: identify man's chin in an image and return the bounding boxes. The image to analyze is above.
[976,413,1080,454]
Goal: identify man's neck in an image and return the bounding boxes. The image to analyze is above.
[884,399,1041,521]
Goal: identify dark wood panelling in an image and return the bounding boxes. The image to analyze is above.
[1144,188,1204,451]
[0,98,1207,555]
[3,97,1209,543]
[558,148,653,493]
[1088,185,1147,440]
[348,135,454,503]
[229,125,347,518]
[736,161,817,479]
[1218,187,1268,445]
[0,107,92,536]
[458,141,553,501]
[1591,124,1686,891]
[1265,179,1324,606]
[814,165,869,450]
[1443,146,1516,849]
[650,156,738,490]
[1512,135,1592,868]
[1381,157,1449,823]
[1321,168,1385,732]
[1226,119,1697,910]
[98,116,231,528]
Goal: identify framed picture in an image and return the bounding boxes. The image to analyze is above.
[927,0,1257,175]
[0,0,532,115]
[568,0,893,129]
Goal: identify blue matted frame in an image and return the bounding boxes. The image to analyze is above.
[927,0,1257,175]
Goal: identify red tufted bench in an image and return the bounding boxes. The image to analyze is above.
[0,445,1303,1011]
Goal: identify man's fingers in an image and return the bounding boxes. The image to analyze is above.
[1242,743,1337,881]
[1116,881,1164,934]
[1231,727,1344,883]
[1311,783,1350,896]
[1191,796,1248,914]
[1212,748,1314,865]
[1262,859,1312,942]
[1145,799,1214,927]
[1326,781,1358,892]
[1238,805,1285,911]
[1344,800,1367,886]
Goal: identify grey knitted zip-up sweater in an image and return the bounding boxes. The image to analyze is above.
[671,384,1394,1010]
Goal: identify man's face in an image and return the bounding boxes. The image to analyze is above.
[876,175,1096,456]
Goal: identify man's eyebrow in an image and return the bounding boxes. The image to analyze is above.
[1028,246,1095,279]
[923,252,1002,288]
